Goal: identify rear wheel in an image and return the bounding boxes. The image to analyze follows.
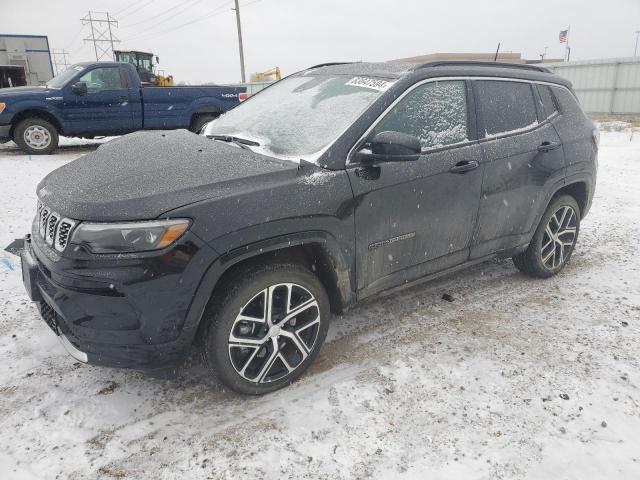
[201,263,330,395]
[190,114,219,134]
[513,194,580,278]
[14,117,59,155]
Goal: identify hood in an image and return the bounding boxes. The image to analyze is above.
[0,85,51,97]
[37,130,299,221]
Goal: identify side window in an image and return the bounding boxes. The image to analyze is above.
[476,80,537,137]
[372,81,469,150]
[551,86,583,115]
[78,67,125,93]
[537,85,559,119]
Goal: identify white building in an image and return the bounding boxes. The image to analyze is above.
[0,34,54,87]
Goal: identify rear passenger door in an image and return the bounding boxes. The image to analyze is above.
[348,80,485,296]
[470,79,566,259]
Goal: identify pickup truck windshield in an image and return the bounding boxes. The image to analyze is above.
[204,74,394,162]
[47,65,85,88]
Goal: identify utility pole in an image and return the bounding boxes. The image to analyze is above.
[232,0,246,82]
[635,30,640,57]
[51,49,71,75]
[81,11,120,61]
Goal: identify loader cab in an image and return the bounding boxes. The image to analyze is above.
[114,50,157,84]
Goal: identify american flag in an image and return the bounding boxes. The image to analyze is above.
[559,30,568,43]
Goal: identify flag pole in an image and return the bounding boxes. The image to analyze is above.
[566,25,571,61]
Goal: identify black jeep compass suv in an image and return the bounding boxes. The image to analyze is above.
[21,61,598,394]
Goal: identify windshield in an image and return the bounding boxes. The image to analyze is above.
[204,74,394,161]
[47,64,85,88]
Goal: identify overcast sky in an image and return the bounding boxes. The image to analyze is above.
[2,0,639,84]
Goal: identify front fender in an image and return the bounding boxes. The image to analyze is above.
[6,99,64,129]
[179,230,355,348]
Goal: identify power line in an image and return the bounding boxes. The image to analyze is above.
[113,1,146,16]
[120,2,232,44]
[120,0,230,40]
[81,11,120,61]
[117,0,157,20]
[121,0,200,29]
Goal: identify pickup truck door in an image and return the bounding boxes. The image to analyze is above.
[62,65,136,135]
[347,80,484,297]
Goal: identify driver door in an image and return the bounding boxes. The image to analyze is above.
[63,66,135,135]
[347,80,485,297]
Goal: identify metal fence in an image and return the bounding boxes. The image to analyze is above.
[543,57,640,115]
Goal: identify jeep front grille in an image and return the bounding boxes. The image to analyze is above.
[36,201,77,252]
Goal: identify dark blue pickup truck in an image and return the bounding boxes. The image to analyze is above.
[0,62,247,154]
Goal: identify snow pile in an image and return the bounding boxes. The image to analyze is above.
[0,123,639,479]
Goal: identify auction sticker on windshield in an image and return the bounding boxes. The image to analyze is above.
[345,77,394,91]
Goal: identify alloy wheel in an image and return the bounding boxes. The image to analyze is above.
[228,283,321,384]
[541,205,577,270]
[23,125,52,150]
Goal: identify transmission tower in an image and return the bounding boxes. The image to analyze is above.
[81,11,120,61]
[51,49,71,75]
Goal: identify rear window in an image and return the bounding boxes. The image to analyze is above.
[537,85,559,118]
[476,80,538,137]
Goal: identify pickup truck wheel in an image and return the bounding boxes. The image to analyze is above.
[513,195,580,278]
[191,114,218,134]
[201,263,330,395]
[14,118,59,155]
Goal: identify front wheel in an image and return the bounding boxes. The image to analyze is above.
[513,194,581,278]
[13,117,59,155]
[201,263,331,395]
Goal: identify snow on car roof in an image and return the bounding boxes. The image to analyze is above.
[305,61,571,88]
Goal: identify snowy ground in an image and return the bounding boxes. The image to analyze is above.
[0,127,639,480]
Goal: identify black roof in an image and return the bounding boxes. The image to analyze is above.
[306,61,571,88]
[73,61,128,68]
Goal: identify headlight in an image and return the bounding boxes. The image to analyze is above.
[71,219,190,253]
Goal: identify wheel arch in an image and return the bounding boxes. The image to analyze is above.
[185,232,355,347]
[11,109,63,138]
[189,110,220,132]
[553,180,590,218]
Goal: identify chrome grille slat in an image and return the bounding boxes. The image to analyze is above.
[46,212,59,245]
[35,202,77,252]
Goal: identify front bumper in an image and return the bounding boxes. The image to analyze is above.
[0,123,11,143]
[20,228,216,373]
[21,246,88,362]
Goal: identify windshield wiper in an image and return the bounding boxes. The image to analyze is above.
[206,134,260,150]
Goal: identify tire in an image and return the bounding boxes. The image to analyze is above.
[513,194,581,278]
[13,117,59,155]
[201,262,331,395]
[190,114,219,134]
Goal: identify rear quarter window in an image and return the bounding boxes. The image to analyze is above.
[476,80,538,137]
[550,85,584,116]
[537,84,559,118]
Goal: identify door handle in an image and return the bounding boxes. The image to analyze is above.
[449,160,479,174]
[118,95,128,103]
[538,141,561,153]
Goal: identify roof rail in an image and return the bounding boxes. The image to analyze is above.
[414,61,551,74]
[305,62,356,70]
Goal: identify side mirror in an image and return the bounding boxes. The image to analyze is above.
[155,55,160,64]
[355,131,422,164]
[71,81,88,96]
